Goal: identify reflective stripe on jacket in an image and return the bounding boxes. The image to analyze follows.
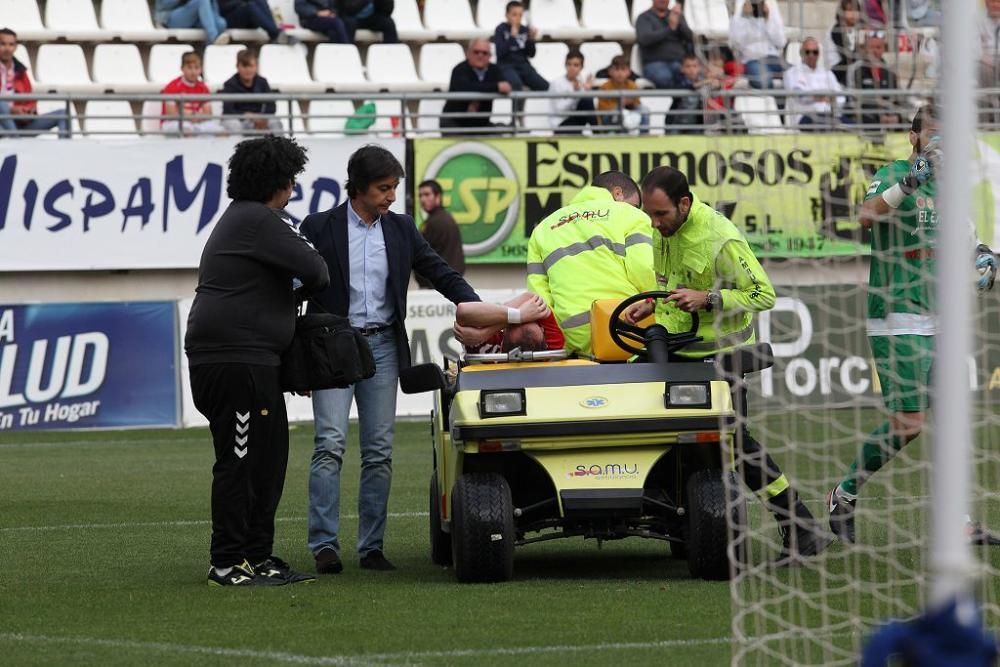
[527,186,656,355]
[653,194,775,358]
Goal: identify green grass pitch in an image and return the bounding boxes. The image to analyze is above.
[2,410,999,666]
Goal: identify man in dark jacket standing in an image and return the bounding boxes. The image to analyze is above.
[635,0,695,88]
[186,135,330,587]
[415,179,465,288]
[441,38,513,134]
[300,144,479,574]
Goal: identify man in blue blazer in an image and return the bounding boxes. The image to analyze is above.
[300,144,480,574]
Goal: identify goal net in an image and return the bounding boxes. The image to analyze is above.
[723,100,1000,665]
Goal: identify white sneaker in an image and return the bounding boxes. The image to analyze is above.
[213,31,231,46]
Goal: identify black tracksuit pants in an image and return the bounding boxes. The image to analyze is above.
[190,363,289,568]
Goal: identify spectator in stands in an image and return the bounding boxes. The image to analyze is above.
[549,49,597,134]
[729,0,787,90]
[441,39,512,135]
[979,0,1000,116]
[161,51,225,136]
[294,0,350,43]
[596,55,650,134]
[824,0,862,86]
[155,0,230,45]
[635,0,695,89]
[666,54,706,133]
[219,0,299,44]
[222,49,282,134]
[703,47,740,122]
[846,31,901,129]
[905,0,941,27]
[0,28,69,139]
[493,2,548,95]
[415,179,465,288]
[783,37,845,129]
[335,0,399,45]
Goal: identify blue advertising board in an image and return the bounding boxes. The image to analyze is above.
[0,302,179,431]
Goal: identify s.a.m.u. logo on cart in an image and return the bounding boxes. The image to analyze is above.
[579,396,608,409]
[567,463,640,480]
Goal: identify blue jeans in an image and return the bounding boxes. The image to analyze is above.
[0,101,69,138]
[743,56,785,90]
[308,329,399,557]
[222,0,279,40]
[642,60,682,89]
[161,0,227,42]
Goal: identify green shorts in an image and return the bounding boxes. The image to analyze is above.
[869,334,934,413]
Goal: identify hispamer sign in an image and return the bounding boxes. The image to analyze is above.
[0,138,405,271]
[0,302,179,431]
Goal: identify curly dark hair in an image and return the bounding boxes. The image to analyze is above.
[226,135,308,202]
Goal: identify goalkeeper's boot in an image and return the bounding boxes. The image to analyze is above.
[253,556,315,585]
[827,485,857,544]
[775,501,833,566]
[207,559,258,587]
[967,522,1000,546]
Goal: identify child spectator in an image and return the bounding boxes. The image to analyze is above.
[222,50,283,134]
[666,54,706,133]
[154,0,230,45]
[702,48,739,123]
[161,51,225,136]
[548,49,597,134]
[596,55,650,134]
[219,0,299,44]
[295,0,350,43]
[493,1,548,93]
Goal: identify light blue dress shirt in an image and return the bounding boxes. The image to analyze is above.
[346,201,393,328]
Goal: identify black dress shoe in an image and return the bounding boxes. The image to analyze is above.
[315,548,343,574]
[359,550,397,571]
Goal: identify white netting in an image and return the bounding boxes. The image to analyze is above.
[724,130,1000,664]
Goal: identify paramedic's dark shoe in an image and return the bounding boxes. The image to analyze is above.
[828,485,857,544]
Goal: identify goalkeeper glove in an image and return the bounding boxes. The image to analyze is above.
[901,136,942,194]
[976,244,997,292]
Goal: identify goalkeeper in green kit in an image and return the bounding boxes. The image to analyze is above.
[827,105,1000,545]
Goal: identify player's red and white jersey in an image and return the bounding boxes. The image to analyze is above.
[463,312,565,355]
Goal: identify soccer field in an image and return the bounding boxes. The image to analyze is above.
[3,411,1000,666]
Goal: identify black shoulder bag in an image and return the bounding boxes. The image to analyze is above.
[280,306,376,392]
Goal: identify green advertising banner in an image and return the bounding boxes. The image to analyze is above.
[412,134,1000,262]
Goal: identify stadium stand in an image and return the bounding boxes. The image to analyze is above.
[0,0,938,138]
[83,99,140,136]
[93,44,156,94]
[366,43,431,92]
[418,43,468,92]
[307,98,356,136]
[99,0,168,42]
[734,94,785,133]
[579,0,635,42]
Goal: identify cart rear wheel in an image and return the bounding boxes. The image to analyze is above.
[686,469,742,581]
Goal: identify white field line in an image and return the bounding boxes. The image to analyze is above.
[0,512,428,533]
[0,631,732,665]
[2,493,939,534]
[0,437,208,449]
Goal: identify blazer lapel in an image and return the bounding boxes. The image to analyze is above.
[382,213,399,294]
[331,204,350,294]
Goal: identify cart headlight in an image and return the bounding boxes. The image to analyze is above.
[665,382,710,408]
[479,389,526,418]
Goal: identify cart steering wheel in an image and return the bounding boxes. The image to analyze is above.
[608,291,702,357]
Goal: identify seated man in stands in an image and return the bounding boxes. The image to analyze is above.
[454,293,563,354]
[295,0,350,43]
[221,49,283,134]
[334,0,399,45]
[782,37,845,129]
[441,39,513,135]
[219,0,299,44]
[161,51,225,136]
[846,31,901,128]
[0,28,69,139]
[154,0,230,45]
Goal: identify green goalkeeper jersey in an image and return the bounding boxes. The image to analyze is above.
[864,159,938,322]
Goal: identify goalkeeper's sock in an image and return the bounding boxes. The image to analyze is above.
[840,423,907,496]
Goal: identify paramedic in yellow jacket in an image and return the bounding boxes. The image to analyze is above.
[624,166,829,564]
[527,171,656,356]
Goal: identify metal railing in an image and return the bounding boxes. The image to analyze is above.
[2,87,998,139]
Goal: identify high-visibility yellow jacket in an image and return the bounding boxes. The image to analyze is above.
[527,186,656,355]
[654,194,776,358]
